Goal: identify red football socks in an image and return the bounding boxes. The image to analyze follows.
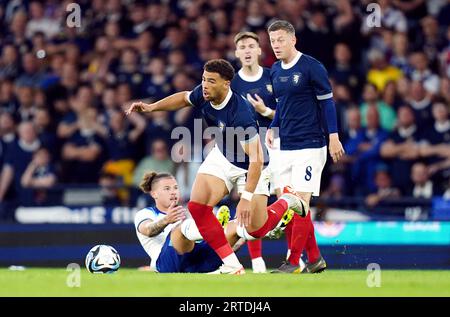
[248,199,288,238]
[288,211,320,265]
[247,239,262,259]
[187,201,233,259]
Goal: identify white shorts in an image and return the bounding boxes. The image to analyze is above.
[278,146,327,196]
[265,138,282,192]
[197,146,270,196]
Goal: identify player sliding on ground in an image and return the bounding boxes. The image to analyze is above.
[126,59,308,274]
[134,171,304,273]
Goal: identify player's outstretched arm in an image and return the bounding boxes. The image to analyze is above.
[125,91,191,115]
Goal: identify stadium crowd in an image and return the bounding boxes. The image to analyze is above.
[0,0,449,221]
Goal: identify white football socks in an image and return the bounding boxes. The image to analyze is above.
[222,252,242,268]
[180,219,203,241]
[251,257,267,273]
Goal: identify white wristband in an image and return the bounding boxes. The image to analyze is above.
[241,190,254,201]
[261,107,273,117]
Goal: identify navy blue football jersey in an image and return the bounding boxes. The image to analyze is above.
[231,67,277,129]
[187,85,265,169]
[270,52,332,150]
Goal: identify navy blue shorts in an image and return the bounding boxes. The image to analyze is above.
[156,233,222,273]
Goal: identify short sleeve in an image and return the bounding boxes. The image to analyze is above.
[310,60,333,101]
[186,84,204,107]
[4,142,17,167]
[134,208,156,231]
[234,100,259,144]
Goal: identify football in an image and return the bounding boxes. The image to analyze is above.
[85,245,121,274]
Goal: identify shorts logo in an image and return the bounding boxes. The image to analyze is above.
[292,72,302,86]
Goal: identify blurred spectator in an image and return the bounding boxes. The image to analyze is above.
[382,80,404,110]
[322,173,345,200]
[128,1,150,38]
[422,101,450,144]
[380,105,420,194]
[366,48,403,92]
[331,0,359,46]
[82,36,115,83]
[330,43,363,100]
[298,4,335,68]
[132,138,175,188]
[171,140,201,203]
[421,102,450,190]
[6,10,29,53]
[25,1,61,39]
[406,80,434,128]
[0,112,16,146]
[144,110,174,148]
[245,0,268,32]
[45,63,79,113]
[410,162,434,198]
[33,106,57,151]
[360,83,397,131]
[134,31,157,67]
[20,147,57,205]
[99,172,122,207]
[60,107,105,183]
[408,51,440,95]
[390,32,412,75]
[15,53,46,88]
[345,106,389,195]
[16,85,36,122]
[0,78,19,114]
[0,121,40,218]
[141,57,173,101]
[102,109,146,191]
[57,84,105,140]
[413,16,447,67]
[0,44,19,80]
[365,164,401,209]
[341,106,362,146]
[114,47,145,98]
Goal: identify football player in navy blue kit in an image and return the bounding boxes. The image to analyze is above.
[126,59,307,274]
[266,20,345,273]
[231,31,281,274]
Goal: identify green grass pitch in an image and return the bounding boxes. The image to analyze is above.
[0,268,449,297]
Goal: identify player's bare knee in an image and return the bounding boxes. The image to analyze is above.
[297,192,312,210]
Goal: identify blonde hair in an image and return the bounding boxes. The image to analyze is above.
[234,31,260,45]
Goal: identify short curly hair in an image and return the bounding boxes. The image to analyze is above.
[204,59,235,81]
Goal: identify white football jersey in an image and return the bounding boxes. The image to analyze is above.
[134,207,178,270]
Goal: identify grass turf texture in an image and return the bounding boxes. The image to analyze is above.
[0,268,449,297]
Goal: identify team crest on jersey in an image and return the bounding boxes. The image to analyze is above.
[266,84,273,94]
[218,120,226,132]
[292,72,302,86]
